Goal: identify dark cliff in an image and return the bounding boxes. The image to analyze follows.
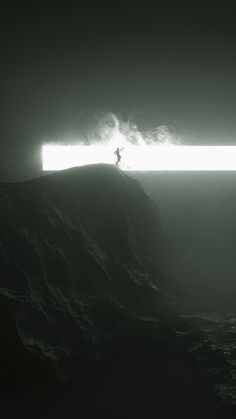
[0,164,167,385]
[0,164,235,419]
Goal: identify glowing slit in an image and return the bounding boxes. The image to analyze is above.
[42,145,236,171]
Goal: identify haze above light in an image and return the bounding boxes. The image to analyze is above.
[1,4,236,181]
[42,145,236,171]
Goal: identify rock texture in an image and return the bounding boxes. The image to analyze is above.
[0,164,167,385]
[0,164,235,418]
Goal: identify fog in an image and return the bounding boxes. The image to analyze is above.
[132,172,236,308]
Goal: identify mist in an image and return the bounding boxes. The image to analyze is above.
[132,171,236,308]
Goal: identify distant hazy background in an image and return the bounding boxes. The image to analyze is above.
[1,3,236,181]
[1,2,236,306]
[133,172,236,306]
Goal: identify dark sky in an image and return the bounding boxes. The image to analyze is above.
[1,2,236,180]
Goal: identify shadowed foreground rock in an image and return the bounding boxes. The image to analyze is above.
[0,164,235,418]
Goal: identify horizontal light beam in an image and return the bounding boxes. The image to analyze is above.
[42,145,236,171]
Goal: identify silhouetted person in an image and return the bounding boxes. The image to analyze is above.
[114,147,124,167]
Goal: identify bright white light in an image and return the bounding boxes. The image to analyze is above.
[42,145,236,171]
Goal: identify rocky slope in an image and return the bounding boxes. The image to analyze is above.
[0,164,235,418]
[0,165,167,385]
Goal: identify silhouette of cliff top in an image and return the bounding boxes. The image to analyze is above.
[3,164,134,190]
[0,164,165,262]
